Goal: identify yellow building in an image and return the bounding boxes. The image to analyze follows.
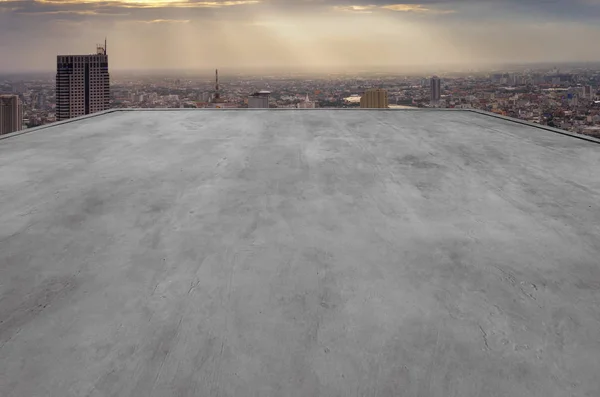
[360,89,389,108]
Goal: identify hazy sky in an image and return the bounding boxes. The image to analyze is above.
[1,0,600,72]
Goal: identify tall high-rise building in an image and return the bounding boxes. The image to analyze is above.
[430,76,441,105]
[360,89,388,109]
[36,93,46,110]
[0,94,23,135]
[56,42,110,121]
[582,85,595,100]
[248,91,270,109]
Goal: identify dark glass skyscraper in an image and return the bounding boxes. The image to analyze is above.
[56,43,109,121]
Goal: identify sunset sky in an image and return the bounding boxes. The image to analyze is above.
[1,0,600,72]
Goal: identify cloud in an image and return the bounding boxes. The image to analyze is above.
[3,0,594,20]
[15,9,130,15]
[34,0,259,5]
[113,1,260,9]
[3,0,260,13]
[333,4,377,13]
[133,17,189,22]
[381,4,455,14]
[314,0,600,21]
[332,3,456,14]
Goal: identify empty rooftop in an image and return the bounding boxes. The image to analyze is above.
[1,109,600,396]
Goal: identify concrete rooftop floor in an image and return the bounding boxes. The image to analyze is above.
[1,109,600,397]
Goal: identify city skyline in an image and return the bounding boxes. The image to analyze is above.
[2,0,600,72]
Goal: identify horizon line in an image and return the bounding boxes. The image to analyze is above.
[2,61,600,76]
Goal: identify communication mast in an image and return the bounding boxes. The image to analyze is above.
[213,69,224,104]
[214,69,221,101]
[96,38,107,55]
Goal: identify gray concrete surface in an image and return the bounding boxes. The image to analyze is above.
[1,109,600,397]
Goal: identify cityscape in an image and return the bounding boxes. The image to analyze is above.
[3,0,600,395]
[1,44,599,137]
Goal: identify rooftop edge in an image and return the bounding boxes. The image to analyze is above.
[1,108,599,146]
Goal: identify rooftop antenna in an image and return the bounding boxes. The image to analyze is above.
[214,69,221,101]
[104,37,107,55]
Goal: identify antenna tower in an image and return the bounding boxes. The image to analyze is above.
[215,69,220,100]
